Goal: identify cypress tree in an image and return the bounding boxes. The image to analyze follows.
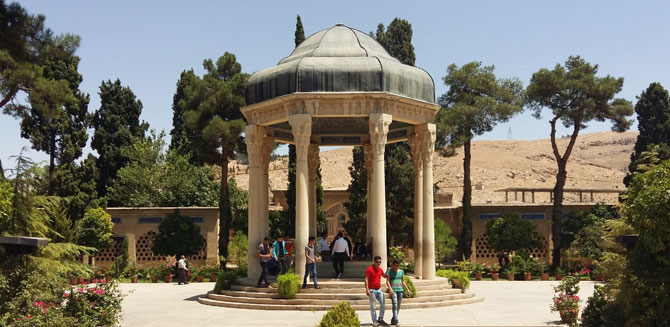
[624,82,670,186]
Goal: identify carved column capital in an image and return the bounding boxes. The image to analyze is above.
[416,123,436,163]
[245,125,265,167]
[369,113,392,158]
[289,114,312,160]
[308,144,319,180]
[260,135,274,172]
[408,132,424,170]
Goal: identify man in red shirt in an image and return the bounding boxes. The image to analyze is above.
[365,255,388,326]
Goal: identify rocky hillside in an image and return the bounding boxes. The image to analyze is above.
[229,131,637,205]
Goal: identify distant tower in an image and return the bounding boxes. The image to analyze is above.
[507,125,513,140]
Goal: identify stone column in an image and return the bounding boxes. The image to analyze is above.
[127,233,137,263]
[308,144,319,238]
[363,144,373,242]
[418,123,436,279]
[245,125,263,280]
[369,113,391,270]
[260,133,273,240]
[409,132,424,278]
[289,114,312,280]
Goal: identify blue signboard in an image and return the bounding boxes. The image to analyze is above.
[521,213,545,220]
[138,217,162,224]
[478,213,501,220]
[111,217,121,224]
[188,217,204,223]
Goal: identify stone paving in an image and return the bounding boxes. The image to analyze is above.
[120,280,598,326]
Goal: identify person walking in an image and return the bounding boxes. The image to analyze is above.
[302,236,321,289]
[331,232,349,278]
[318,234,330,261]
[257,236,272,288]
[177,255,189,285]
[385,259,411,326]
[273,235,289,275]
[365,255,387,327]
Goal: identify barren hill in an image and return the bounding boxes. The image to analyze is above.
[229,131,637,205]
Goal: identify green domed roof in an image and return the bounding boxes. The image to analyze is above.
[245,24,435,105]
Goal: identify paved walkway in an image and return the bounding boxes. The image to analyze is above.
[120,280,598,326]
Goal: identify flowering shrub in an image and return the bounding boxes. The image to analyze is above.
[551,293,580,326]
[550,276,581,326]
[62,279,124,326]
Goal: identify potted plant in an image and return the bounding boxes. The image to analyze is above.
[205,265,219,282]
[104,268,115,282]
[194,265,205,282]
[537,262,549,280]
[123,262,139,283]
[554,267,566,281]
[446,270,470,292]
[159,261,174,283]
[522,257,537,281]
[147,266,159,283]
[472,263,485,281]
[590,265,604,281]
[504,266,517,281]
[487,264,500,281]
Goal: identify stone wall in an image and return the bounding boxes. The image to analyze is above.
[100,207,219,269]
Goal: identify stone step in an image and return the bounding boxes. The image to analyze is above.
[237,277,451,290]
[208,292,474,306]
[230,283,453,294]
[220,288,461,299]
[198,294,485,311]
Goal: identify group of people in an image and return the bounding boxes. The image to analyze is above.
[256,234,411,326]
[319,232,375,278]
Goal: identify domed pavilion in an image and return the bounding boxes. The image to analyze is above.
[242,24,440,280]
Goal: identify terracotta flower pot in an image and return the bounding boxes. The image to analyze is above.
[451,278,464,289]
[475,272,482,280]
[68,278,77,285]
[541,273,549,281]
[105,275,113,283]
[490,273,499,281]
[507,273,515,281]
[554,274,563,281]
[524,272,532,281]
[165,274,173,283]
[131,276,138,283]
[210,274,217,282]
[151,277,158,283]
[196,275,204,282]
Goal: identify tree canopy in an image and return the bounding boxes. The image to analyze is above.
[180,52,247,261]
[485,213,544,254]
[435,61,524,259]
[151,210,204,257]
[624,82,670,186]
[525,55,634,266]
[91,79,147,200]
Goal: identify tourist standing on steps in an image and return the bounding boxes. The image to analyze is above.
[318,233,330,261]
[177,255,189,285]
[257,236,272,288]
[385,259,411,326]
[365,255,388,327]
[302,236,321,289]
[273,235,289,275]
[331,232,349,278]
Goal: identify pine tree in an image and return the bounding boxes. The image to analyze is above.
[435,61,524,259]
[91,79,148,200]
[344,146,367,239]
[181,52,247,264]
[18,36,90,195]
[526,56,634,267]
[624,82,670,186]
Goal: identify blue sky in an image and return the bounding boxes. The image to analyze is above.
[3,1,669,168]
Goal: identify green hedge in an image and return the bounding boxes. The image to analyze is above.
[213,270,238,292]
[318,301,360,327]
[403,276,416,298]
[277,273,301,299]
[436,269,470,290]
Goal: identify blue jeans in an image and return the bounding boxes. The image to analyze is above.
[390,291,404,324]
[303,262,318,286]
[257,261,269,286]
[369,288,385,323]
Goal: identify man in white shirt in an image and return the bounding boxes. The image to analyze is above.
[177,255,189,285]
[331,232,349,278]
[318,234,330,261]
